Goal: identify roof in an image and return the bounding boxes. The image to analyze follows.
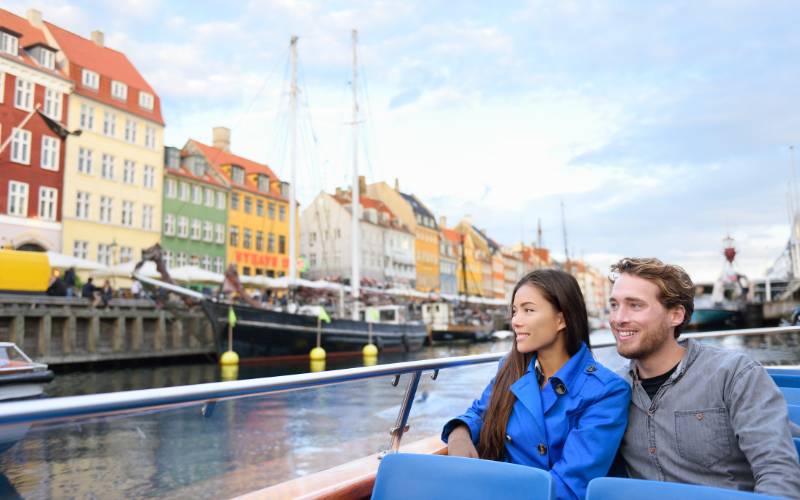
[470,225,500,252]
[0,9,66,79]
[44,21,164,124]
[333,192,395,219]
[399,192,438,229]
[441,228,461,245]
[165,163,228,189]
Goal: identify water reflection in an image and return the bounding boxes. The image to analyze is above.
[1,331,798,498]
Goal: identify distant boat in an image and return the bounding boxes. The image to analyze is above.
[687,236,748,332]
[0,342,54,402]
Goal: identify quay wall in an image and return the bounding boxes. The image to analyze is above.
[0,295,215,365]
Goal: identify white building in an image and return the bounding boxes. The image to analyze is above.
[300,189,415,287]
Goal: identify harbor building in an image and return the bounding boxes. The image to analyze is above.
[44,18,165,266]
[161,145,228,273]
[0,9,72,251]
[300,187,415,287]
[452,218,484,296]
[438,220,460,296]
[366,179,440,292]
[187,128,294,277]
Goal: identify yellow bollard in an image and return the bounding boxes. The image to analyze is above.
[362,343,378,357]
[363,354,377,366]
[220,364,239,381]
[310,346,326,361]
[310,359,326,372]
[219,350,239,366]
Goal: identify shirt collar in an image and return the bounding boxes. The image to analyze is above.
[627,338,699,382]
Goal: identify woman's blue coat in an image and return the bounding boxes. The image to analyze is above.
[442,343,631,500]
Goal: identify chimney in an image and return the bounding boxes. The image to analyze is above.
[213,126,231,152]
[91,30,104,47]
[358,175,366,196]
[439,216,447,228]
[26,9,43,28]
[394,178,400,191]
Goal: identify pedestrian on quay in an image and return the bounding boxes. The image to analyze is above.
[63,267,76,297]
[608,257,800,498]
[100,280,114,307]
[442,269,631,500]
[130,279,143,299]
[46,270,67,296]
[82,277,96,302]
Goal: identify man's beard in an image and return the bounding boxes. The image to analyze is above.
[616,320,673,360]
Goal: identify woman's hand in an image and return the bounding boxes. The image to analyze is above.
[447,425,479,458]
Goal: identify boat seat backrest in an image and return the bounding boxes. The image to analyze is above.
[586,477,788,500]
[781,387,800,405]
[789,405,800,427]
[767,368,800,377]
[371,453,554,500]
[795,438,800,461]
[771,373,800,388]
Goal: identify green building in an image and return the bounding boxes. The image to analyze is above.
[161,145,229,273]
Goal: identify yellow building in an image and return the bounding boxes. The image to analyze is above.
[454,219,498,297]
[45,23,164,269]
[366,179,439,291]
[188,130,296,277]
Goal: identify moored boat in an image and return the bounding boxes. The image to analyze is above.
[0,342,54,402]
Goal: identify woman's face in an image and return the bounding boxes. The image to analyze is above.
[510,283,566,354]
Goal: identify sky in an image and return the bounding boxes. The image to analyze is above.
[8,0,800,282]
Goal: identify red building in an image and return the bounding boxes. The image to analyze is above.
[0,8,72,251]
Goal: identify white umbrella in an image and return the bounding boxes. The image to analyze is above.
[92,260,160,279]
[169,265,224,284]
[46,251,107,272]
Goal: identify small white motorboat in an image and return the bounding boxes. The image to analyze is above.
[0,342,54,402]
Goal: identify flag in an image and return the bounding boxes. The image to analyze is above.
[228,306,237,328]
[318,306,331,324]
[366,308,380,323]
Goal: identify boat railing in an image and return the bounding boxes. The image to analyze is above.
[1,325,799,457]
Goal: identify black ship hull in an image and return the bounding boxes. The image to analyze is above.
[201,301,427,361]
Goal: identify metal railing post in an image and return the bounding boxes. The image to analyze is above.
[384,370,422,456]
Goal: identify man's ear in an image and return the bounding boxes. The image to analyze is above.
[669,305,685,328]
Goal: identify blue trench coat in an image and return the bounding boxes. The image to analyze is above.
[442,343,631,500]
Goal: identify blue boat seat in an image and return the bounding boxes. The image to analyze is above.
[795,438,800,460]
[771,373,800,388]
[789,404,800,426]
[781,386,800,405]
[586,477,788,500]
[371,453,554,500]
[767,368,800,377]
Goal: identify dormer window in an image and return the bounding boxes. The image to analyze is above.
[0,30,19,56]
[82,69,99,90]
[139,91,154,110]
[29,46,55,70]
[231,165,245,185]
[111,80,127,101]
[257,174,270,193]
[183,155,207,177]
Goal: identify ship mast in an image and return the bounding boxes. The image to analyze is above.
[288,36,298,283]
[350,29,361,320]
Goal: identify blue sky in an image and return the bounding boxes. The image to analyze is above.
[9,0,799,281]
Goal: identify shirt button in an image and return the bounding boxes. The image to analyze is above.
[505,434,512,442]
[555,383,566,395]
[648,447,656,454]
[538,443,547,455]
[585,365,597,373]
[695,412,704,421]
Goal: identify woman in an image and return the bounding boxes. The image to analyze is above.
[442,269,630,500]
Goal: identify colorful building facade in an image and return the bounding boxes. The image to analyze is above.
[0,9,72,251]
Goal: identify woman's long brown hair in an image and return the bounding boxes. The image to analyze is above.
[477,269,590,461]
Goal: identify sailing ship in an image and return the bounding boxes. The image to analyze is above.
[688,236,748,331]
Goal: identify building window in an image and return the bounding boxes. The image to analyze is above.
[43,89,61,120]
[257,174,270,192]
[204,188,214,207]
[120,246,133,263]
[7,181,28,216]
[244,196,252,214]
[14,78,33,111]
[166,178,177,198]
[214,257,224,274]
[231,166,245,185]
[142,205,154,230]
[164,214,175,235]
[215,223,225,244]
[144,126,156,149]
[230,226,239,247]
[192,185,202,204]
[279,235,286,254]
[202,255,211,271]
[78,147,93,174]
[139,91,154,110]
[231,193,239,210]
[10,128,31,164]
[143,165,155,189]
[177,216,188,238]
[99,196,112,223]
[180,182,189,201]
[0,72,4,104]
[242,266,251,276]
[256,199,264,216]
[162,250,173,268]
[38,186,57,221]
[268,202,275,220]
[79,104,94,130]
[124,118,137,143]
[243,228,252,249]
[73,240,88,259]
[97,243,112,266]
[268,233,275,252]
[32,47,55,70]
[0,32,19,56]
[111,80,127,101]
[101,154,115,180]
[41,136,59,171]
[103,111,116,137]
[176,252,187,267]
[191,219,201,240]
[75,191,90,219]
[279,205,286,221]
[123,160,135,184]
[121,200,134,227]
[256,231,263,251]
[203,221,213,242]
[82,69,99,90]
[216,191,226,210]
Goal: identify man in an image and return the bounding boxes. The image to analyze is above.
[609,257,800,498]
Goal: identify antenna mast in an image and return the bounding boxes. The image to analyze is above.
[350,29,361,320]
[288,36,298,283]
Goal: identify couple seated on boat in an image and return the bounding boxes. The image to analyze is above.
[442,258,800,500]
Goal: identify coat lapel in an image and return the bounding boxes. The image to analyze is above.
[510,372,545,437]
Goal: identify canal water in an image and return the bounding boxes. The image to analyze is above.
[1,330,799,499]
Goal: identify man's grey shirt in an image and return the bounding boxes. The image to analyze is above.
[618,339,800,499]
